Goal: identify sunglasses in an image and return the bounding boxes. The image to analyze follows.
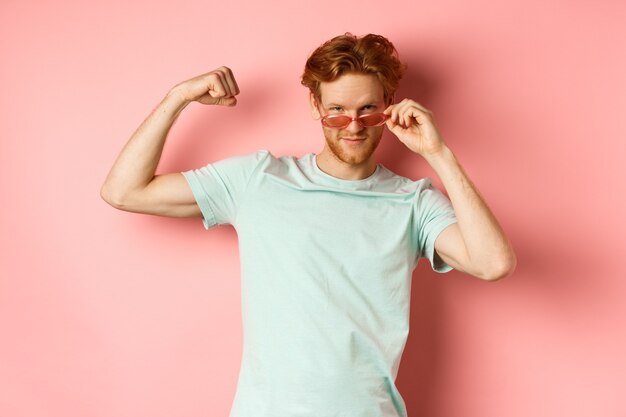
[320,113,390,129]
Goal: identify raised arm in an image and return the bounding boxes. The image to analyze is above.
[100,66,240,217]
[385,99,517,281]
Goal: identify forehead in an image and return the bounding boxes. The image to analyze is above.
[318,73,384,107]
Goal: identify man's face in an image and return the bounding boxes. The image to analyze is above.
[311,73,387,166]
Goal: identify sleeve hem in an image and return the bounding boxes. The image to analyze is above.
[425,219,458,273]
[181,171,218,230]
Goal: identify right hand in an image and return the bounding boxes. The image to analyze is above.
[171,66,240,106]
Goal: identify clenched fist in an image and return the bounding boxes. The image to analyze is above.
[171,66,240,106]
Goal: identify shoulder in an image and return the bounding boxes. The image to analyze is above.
[375,165,438,195]
[229,148,273,164]
[207,148,274,171]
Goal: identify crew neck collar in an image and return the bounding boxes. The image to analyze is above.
[310,153,381,187]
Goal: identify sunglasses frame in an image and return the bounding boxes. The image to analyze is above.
[320,113,390,129]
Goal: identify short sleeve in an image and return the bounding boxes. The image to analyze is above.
[182,149,270,229]
[414,179,458,273]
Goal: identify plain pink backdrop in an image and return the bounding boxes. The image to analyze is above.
[1,0,625,416]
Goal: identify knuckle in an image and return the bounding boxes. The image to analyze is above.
[218,65,232,75]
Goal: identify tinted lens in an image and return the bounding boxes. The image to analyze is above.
[359,113,387,127]
[323,115,352,128]
[321,113,388,128]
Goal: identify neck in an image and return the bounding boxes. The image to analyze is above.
[315,149,377,180]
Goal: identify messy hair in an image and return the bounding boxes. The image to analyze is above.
[301,33,407,102]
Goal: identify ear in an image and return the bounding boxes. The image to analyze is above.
[309,92,321,120]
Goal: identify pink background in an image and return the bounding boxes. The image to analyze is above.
[1,0,625,416]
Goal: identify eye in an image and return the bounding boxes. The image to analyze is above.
[361,104,376,113]
[329,106,343,112]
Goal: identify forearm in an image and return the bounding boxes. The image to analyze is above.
[425,146,516,277]
[101,88,189,203]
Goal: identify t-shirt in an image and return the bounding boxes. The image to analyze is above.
[182,149,458,417]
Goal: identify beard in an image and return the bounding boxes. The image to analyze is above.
[322,127,383,165]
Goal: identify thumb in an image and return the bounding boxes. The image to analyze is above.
[197,95,237,106]
[215,96,237,106]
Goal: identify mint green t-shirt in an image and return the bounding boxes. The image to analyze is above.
[182,149,457,417]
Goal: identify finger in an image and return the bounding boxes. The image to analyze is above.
[409,100,430,114]
[386,105,399,124]
[217,96,237,106]
[400,103,429,127]
[198,94,237,106]
[392,100,413,127]
[391,99,426,127]
[400,100,419,125]
[216,67,235,97]
[390,101,406,124]
[208,71,228,98]
[221,66,240,96]
[385,118,397,131]
[405,107,425,127]
[404,107,419,127]
[398,98,430,114]
[389,99,405,123]
[385,118,406,137]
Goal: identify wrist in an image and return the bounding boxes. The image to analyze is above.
[423,144,455,168]
[160,87,192,117]
[166,85,193,107]
[423,145,469,196]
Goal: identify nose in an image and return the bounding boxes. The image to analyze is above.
[345,117,364,133]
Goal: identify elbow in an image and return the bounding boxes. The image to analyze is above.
[477,252,517,282]
[101,183,151,214]
[100,183,128,210]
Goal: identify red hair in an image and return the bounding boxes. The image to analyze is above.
[301,33,407,101]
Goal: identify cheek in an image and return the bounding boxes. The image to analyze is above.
[322,126,339,140]
[367,126,384,139]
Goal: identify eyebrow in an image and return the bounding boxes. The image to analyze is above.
[325,102,378,109]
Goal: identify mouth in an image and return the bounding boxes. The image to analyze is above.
[342,137,366,145]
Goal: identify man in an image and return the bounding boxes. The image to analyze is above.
[102,33,516,417]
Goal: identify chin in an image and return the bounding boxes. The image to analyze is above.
[331,140,381,165]
[322,126,383,165]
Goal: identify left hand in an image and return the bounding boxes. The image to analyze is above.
[384,99,446,158]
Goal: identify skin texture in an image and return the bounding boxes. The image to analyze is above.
[310,73,389,180]
[101,67,516,281]
[100,67,239,217]
[384,88,516,281]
